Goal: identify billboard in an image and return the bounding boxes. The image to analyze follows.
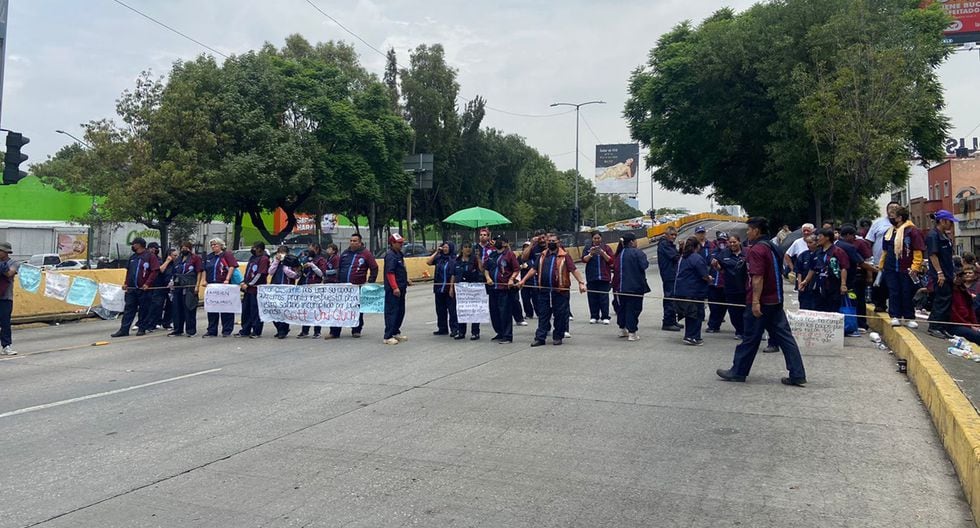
[595,143,640,195]
[924,1,980,44]
[57,233,88,260]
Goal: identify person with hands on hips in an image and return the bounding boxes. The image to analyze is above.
[383,234,410,345]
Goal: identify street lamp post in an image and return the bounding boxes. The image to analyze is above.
[56,129,97,266]
[550,100,605,249]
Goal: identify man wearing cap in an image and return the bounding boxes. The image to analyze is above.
[927,210,958,339]
[657,227,682,331]
[0,241,20,355]
[383,234,410,345]
[717,217,807,386]
[328,233,378,339]
[112,237,161,338]
[145,242,169,331]
[484,234,520,343]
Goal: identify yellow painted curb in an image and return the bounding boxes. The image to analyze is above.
[869,313,980,527]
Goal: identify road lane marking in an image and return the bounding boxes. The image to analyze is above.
[0,368,222,419]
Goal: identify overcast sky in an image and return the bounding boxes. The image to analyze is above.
[6,0,979,215]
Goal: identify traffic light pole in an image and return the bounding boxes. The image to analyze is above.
[0,0,8,128]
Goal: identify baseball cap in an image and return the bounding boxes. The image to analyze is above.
[388,233,404,244]
[147,241,161,249]
[934,210,959,222]
[716,232,729,240]
[694,226,706,234]
[0,241,11,253]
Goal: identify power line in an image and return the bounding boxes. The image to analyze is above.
[303,0,387,58]
[580,112,603,144]
[111,0,229,58]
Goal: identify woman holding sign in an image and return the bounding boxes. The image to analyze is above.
[269,245,300,339]
[200,238,239,338]
[451,242,484,340]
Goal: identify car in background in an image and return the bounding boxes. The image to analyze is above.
[54,259,88,270]
[233,248,271,263]
[27,253,62,270]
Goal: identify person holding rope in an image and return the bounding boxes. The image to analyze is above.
[717,217,807,386]
[111,237,160,338]
[236,241,269,339]
[583,231,613,325]
[327,233,378,340]
[612,232,650,342]
[428,241,458,337]
[169,241,203,337]
[485,234,520,344]
[520,233,587,347]
[675,237,711,346]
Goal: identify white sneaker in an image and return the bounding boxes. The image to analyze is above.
[564,332,572,338]
[906,321,919,329]
[2,345,16,355]
[517,321,528,326]
[568,315,574,321]
[601,319,611,325]
[383,338,399,345]
[394,335,408,342]
[619,328,628,337]
[589,318,598,324]
[890,318,901,327]
[627,333,639,342]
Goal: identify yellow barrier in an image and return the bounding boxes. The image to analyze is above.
[869,313,980,528]
[647,213,748,239]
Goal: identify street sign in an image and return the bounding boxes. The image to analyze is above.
[402,153,434,190]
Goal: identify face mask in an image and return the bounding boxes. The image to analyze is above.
[181,250,190,256]
[131,245,138,253]
[548,242,558,251]
[889,218,899,226]
[495,241,504,250]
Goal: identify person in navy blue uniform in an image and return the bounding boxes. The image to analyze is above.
[268,245,300,339]
[519,233,587,346]
[237,242,269,338]
[111,237,161,338]
[518,242,537,320]
[657,227,682,331]
[428,241,458,337]
[520,229,548,319]
[484,234,520,343]
[718,217,807,386]
[834,225,867,336]
[583,231,614,324]
[327,233,378,339]
[201,237,239,338]
[927,210,958,339]
[297,244,329,339]
[169,241,203,337]
[383,234,410,345]
[714,234,747,339]
[705,232,729,334]
[451,242,484,340]
[611,232,650,341]
[144,242,170,331]
[800,228,850,314]
[794,235,818,310]
[675,237,712,346]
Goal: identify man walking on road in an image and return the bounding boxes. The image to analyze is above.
[717,217,807,386]
[0,241,20,355]
[657,227,682,331]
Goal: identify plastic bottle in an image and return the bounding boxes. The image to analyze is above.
[948,346,968,358]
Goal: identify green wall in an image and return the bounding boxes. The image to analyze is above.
[0,176,93,220]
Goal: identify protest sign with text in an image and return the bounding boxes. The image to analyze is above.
[787,309,844,351]
[204,284,242,314]
[455,283,491,323]
[257,284,361,327]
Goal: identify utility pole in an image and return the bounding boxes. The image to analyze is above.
[550,100,605,248]
[0,0,8,128]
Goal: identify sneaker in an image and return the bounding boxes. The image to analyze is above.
[168,332,184,337]
[661,325,682,332]
[453,334,466,340]
[552,339,562,346]
[619,328,629,338]
[905,321,919,329]
[568,315,574,321]
[110,331,129,338]
[433,330,449,336]
[627,333,639,342]
[470,335,480,340]
[734,335,744,341]
[323,334,338,340]
[781,377,807,387]
[1,345,16,355]
[763,345,779,353]
[564,332,571,339]
[517,321,528,326]
[845,331,863,338]
[394,335,408,342]
[383,338,399,345]
[928,329,951,340]
[705,328,719,334]
[589,318,598,324]
[601,319,611,325]
[351,332,362,338]
[890,318,901,327]
[716,369,746,382]
[296,333,310,339]
[531,340,547,347]
[683,337,703,346]
[135,329,146,337]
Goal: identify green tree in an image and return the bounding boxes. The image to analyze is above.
[625,0,950,226]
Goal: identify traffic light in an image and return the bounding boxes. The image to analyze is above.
[571,207,581,227]
[2,131,29,185]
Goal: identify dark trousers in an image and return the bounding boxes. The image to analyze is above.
[730,304,807,380]
[384,288,407,339]
[330,314,364,337]
[172,290,198,335]
[535,291,570,342]
[273,321,290,337]
[707,287,726,330]
[434,291,458,334]
[725,291,746,336]
[798,290,817,311]
[239,291,263,336]
[662,279,678,326]
[815,290,842,314]
[872,276,889,312]
[207,312,235,336]
[521,287,536,318]
[457,322,480,337]
[928,279,953,333]
[948,325,980,346]
[616,294,644,333]
[884,271,916,320]
[300,325,321,336]
[488,289,513,340]
[119,289,150,334]
[509,289,525,323]
[147,289,167,329]
[677,299,705,341]
[0,299,12,347]
[853,278,869,329]
[587,280,611,320]
[161,294,173,328]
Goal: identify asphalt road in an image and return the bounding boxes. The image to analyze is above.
[0,242,972,527]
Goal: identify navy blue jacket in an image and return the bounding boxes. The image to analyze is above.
[674,253,709,300]
[717,248,746,295]
[657,239,680,282]
[432,252,456,293]
[614,247,650,294]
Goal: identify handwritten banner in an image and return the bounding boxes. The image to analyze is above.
[257,284,361,327]
[18,264,41,293]
[66,276,98,307]
[359,284,385,314]
[455,283,490,323]
[98,283,126,312]
[44,273,71,301]
[787,309,844,351]
[204,284,242,314]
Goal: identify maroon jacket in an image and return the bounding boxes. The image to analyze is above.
[951,286,977,326]
[124,250,161,289]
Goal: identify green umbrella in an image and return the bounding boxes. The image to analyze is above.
[443,206,511,228]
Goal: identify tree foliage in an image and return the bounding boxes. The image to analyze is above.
[625,0,951,225]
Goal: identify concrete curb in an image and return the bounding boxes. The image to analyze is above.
[869,313,980,527]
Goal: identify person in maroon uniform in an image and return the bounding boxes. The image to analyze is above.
[327,233,378,339]
[201,238,239,337]
[112,237,161,338]
[484,234,520,343]
[237,242,269,338]
[297,244,329,338]
[169,241,204,337]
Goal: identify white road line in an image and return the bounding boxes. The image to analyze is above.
[0,368,222,420]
